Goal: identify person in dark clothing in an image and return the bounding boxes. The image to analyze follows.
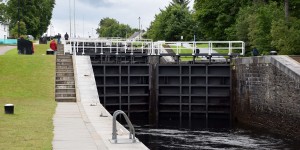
[17,37,25,54]
[17,37,34,55]
[57,33,61,44]
[64,32,69,40]
[252,47,259,56]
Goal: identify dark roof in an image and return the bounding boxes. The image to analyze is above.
[128,32,140,39]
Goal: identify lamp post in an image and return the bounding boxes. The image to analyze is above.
[125,29,127,40]
[18,0,20,37]
[193,24,198,42]
[74,0,76,38]
[83,16,84,38]
[69,0,71,38]
[194,27,196,42]
[138,17,141,40]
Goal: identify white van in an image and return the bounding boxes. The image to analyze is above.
[27,35,34,41]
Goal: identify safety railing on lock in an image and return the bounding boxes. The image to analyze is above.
[69,39,153,55]
[155,41,245,56]
[67,39,245,56]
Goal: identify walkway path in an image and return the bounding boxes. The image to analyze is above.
[52,103,101,150]
[0,46,16,55]
[52,56,148,150]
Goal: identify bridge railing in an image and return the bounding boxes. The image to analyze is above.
[67,39,245,56]
[155,41,245,56]
[68,39,153,55]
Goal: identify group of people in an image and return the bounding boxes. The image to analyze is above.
[17,37,34,55]
[49,32,69,52]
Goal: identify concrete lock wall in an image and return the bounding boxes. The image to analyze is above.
[232,56,300,140]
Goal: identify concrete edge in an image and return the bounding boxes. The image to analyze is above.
[232,56,300,83]
[75,56,149,149]
[73,55,81,102]
[77,102,109,150]
[270,56,300,83]
[232,56,272,65]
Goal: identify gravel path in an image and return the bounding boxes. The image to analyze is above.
[0,46,16,55]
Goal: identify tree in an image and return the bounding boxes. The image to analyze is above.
[0,3,8,23]
[234,2,284,54]
[191,0,300,55]
[171,0,190,6]
[146,1,194,41]
[10,21,27,38]
[96,17,136,38]
[271,18,300,55]
[289,0,300,18]
[194,0,250,41]
[285,0,289,20]
[6,0,55,38]
[38,0,55,37]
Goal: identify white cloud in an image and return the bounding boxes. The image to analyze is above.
[51,0,194,38]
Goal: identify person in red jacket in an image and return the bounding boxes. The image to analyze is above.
[50,38,57,54]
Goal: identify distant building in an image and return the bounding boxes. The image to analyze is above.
[0,0,9,39]
[0,22,9,39]
[128,31,146,41]
[0,0,8,4]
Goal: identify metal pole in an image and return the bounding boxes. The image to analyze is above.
[18,0,20,37]
[50,23,51,36]
[74,0,76,38]
[138,17,140,40]
[69,0,72,38]
[83,16,84,38]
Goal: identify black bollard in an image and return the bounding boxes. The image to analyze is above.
[4,104,14,114]
[270,51,277,55]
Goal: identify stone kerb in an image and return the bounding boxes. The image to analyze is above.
[270,56,300,83]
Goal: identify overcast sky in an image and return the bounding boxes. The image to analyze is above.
[50,0,194,38]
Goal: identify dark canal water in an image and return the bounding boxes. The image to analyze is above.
[135,127,300,150]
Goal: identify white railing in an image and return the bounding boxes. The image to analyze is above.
[156,41,245,56]
[69,39,153,55]
[67,39,245,56]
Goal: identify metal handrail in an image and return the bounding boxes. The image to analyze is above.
[68,39,245,56]
[112,110,136,143]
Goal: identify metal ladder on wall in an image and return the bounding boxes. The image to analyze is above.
[110,110,137,144]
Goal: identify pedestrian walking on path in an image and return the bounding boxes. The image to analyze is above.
[64,32,69,40]
[57,33,61,44]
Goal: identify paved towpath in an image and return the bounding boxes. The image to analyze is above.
[52,103,101,150]
[52,56,148,150]
[0,46,16,55]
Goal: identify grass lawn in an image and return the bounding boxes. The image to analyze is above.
[214,49,229,55]
[196,43,209,48]
[5,43,49,56]
[0,44,56,149]
[196,43,230,57]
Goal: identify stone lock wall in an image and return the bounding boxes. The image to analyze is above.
[232,56,300,139]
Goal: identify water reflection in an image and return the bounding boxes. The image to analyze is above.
[136,128,299,150]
